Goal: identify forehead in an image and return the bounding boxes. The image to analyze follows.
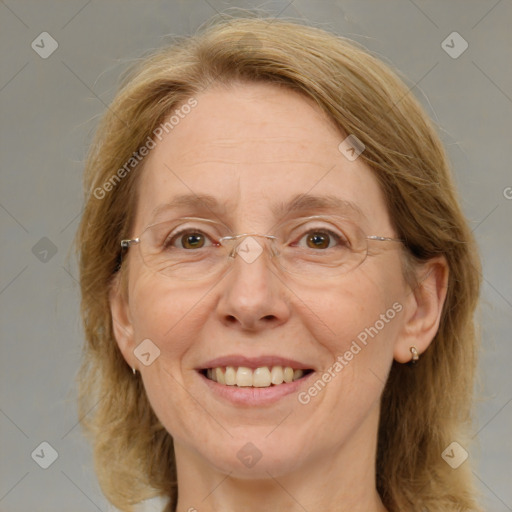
[134,82,391,233]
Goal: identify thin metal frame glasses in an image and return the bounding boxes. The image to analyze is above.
[120,215,403,281]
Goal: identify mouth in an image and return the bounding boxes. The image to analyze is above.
[200,365,314,388]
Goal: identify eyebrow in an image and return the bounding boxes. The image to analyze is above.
[272,194,366,221]
[150,193,228,222]
[149,193,366,224]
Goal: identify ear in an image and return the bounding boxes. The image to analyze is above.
[393,256,449,363]
[109,273,136,369]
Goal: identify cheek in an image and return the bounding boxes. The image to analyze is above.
[128,272,208,359]
[295,268,405,406]
[127,276,212,437]
[296,270,400,350]
[290,276,403,434]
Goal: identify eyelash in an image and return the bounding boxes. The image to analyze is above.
[163,228,217,249]
[293,228,347,249]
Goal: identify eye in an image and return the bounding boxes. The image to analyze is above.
[164,229,217,250]
[295,228,348,250]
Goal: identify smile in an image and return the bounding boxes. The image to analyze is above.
[202,366,313,388]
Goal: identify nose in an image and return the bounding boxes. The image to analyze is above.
[215,236,291,332]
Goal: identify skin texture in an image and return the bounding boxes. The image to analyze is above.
[110,82,448,512]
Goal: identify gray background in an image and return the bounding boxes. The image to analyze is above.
[0,1,511,511]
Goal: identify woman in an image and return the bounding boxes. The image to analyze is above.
[76,16,482,512]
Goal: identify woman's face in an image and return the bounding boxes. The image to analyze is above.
[112,82,412,478]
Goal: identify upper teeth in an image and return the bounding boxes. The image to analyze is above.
[206,366,305,387]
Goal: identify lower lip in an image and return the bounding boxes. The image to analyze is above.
[198,371,315,406]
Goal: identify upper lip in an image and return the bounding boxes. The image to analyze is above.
[198,355,314,371]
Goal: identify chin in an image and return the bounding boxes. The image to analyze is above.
[208,444,306,479]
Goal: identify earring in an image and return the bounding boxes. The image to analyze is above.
[132,367,137,375]
[410,346,419,364]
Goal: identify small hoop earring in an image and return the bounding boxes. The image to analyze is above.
[410,346,419,364]
[132,367,137,375]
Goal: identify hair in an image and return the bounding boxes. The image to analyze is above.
[75,14,482,512]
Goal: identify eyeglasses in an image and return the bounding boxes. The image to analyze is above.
[120,215,403,281]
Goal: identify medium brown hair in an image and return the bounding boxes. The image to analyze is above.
[76,15,482,511]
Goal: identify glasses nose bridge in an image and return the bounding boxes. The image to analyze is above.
[221,232,279,260]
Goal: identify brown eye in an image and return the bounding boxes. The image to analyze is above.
[180,232,206,249]
[306,232,331,249]
[298,229,346,250]
[163,229,212,250]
